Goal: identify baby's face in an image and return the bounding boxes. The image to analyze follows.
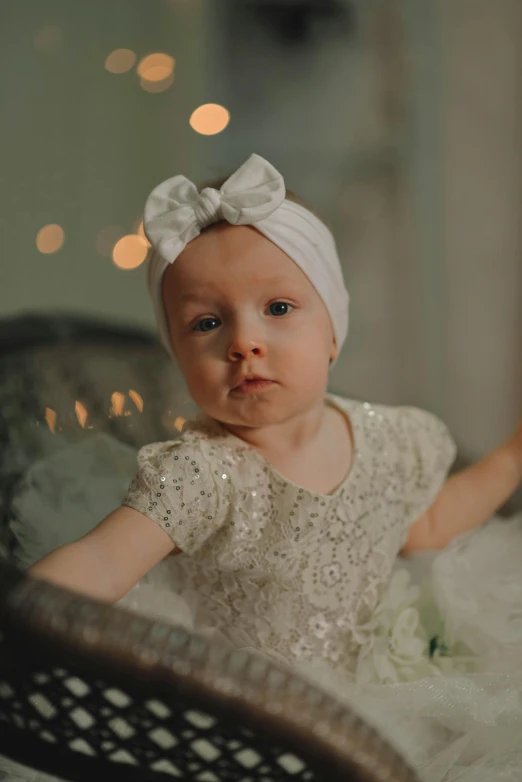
[162,223,336,430]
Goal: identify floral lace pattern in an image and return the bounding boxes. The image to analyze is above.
[354,567,478,684]
[122,393,456,677]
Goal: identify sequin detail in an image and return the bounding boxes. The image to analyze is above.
[122,394,456,678]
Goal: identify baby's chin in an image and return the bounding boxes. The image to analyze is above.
[198,395,286,428]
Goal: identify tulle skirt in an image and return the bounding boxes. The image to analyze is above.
[295,514,522,782]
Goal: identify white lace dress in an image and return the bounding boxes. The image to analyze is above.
[121,393,522,781]
[121,393,455,676]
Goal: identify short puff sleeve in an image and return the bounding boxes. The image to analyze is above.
[121,438,229,555]
[391,406,457,542]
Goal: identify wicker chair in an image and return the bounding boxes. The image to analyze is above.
[0,313,419,782]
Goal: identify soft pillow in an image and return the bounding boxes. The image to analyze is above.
[9,433,137,568]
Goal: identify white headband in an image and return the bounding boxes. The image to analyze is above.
[144,153,349,367]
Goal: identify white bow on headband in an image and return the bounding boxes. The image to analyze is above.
[144,154,286,262]
[144,153,349,367]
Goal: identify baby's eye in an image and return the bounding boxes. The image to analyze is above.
[192,302,293,333]
[193,317,220,333]
[269,301,294,316]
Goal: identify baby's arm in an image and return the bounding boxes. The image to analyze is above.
[402,422,522,553]
[27,506,178,602]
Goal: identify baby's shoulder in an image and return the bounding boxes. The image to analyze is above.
[135,416,260,496]
[136,422,221,479]
[332,392,450,437]
[373,401,453,447]
[330,392,456,464]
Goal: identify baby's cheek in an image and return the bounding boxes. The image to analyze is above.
[294,331,327,362]
[190,362,223,396]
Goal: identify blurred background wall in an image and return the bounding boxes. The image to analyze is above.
[0,0,521,459]
[438,0,522,454]
[0,0,210,330]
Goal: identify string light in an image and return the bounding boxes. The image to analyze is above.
[36,224,65,254]
[112,234,148,270]
[110,392,126,417]
[134,220,151,247]
[129,390,144,412]
[174,416,186,432]
[105,48,137,74]
[34,26,62,55]
[138,53,175,93]
[45,408,56,433]
[75,401,88,428]
[190,104,230,136]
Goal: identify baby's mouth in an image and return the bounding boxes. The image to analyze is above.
[232,378,276,394]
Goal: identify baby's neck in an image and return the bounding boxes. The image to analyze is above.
[251,402,354,497]
[219,399,328,458]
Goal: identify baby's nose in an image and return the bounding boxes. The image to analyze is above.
[226,314,269,361]
[228,342,265,361]
[227,328,267,360]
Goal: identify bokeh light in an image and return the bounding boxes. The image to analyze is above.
[75,401,88,428]
[140,73,175,93]
[189,104,230,135]
[137,53,175,80]
[45,408,57,434]
[34,26,62,55]
[36,224,65,254]
[110,392,125,417]
[105,48,137,74]
[174,416,187,432]
[138,53,175,93]
[112,234,148,269]
[134,219,151,247]
[129,390,144,412]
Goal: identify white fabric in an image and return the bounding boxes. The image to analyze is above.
[144,153,349,367]
[296,516,522,782]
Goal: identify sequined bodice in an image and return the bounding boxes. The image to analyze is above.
[122,393,456,676]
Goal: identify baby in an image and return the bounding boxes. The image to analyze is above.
[29,153,522,677]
